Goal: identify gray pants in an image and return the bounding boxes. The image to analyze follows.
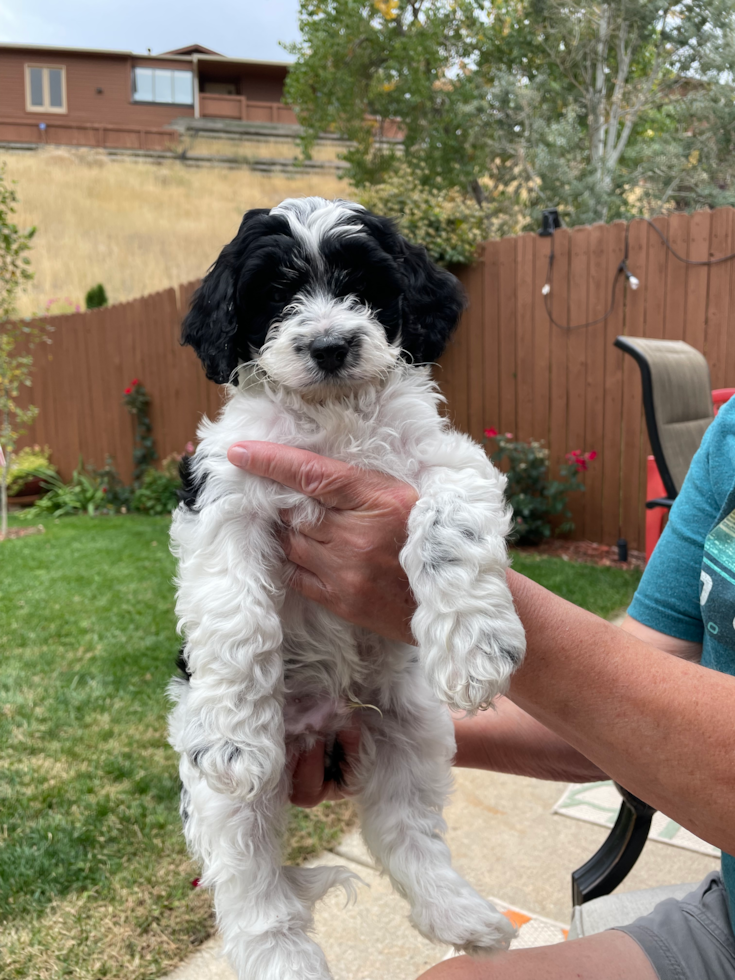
[615,872,735,979]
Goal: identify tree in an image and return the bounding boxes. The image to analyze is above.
[0,164,48,540]
[286,1,735,230]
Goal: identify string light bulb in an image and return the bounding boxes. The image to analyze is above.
[621,262,640,290]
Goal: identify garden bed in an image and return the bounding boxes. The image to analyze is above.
[515,539,646,572]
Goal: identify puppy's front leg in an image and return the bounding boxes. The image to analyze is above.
[171,505,285,800]
[400,434,526,712]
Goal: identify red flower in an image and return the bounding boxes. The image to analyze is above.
[571,449,582,457]
[484,427,498,438]
[102,487,108,494]
[576,459,588,471]
[191,877,201,888]
[587,450,598,461]
[131,378,139,386]
[124,387,132,395]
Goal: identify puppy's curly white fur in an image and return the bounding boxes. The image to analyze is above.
[169,197,526,980]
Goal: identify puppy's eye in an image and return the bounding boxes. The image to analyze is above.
[269,283,291,305]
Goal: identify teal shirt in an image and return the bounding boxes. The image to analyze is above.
[629,395,735,931]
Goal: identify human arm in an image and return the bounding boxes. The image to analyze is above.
[619,614,702,662]
[506,569,735,853]
[228,442,735,853]
[453,615,702,780]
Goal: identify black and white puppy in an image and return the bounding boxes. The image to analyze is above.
[169,197,526,980]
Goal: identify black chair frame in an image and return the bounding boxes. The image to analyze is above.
[571,786,657,906]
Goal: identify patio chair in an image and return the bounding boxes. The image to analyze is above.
[614,337,716,561]
[569,336,722,938]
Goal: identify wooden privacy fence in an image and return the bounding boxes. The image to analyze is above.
[19,280,216,487]
[17,206,735,550]
[443,207,735,552]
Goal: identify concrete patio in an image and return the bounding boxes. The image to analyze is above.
[163,765,719,980]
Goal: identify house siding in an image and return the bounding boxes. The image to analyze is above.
[0,46,300,152]
[0,49,194,128]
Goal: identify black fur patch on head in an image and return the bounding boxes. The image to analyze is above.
[182,201,466,383]
[182,209,295,384]
[354,211,467,364]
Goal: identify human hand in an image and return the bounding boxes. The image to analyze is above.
[288,721,363,807]
[227,442,418,643]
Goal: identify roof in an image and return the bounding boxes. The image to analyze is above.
[0,41,291,68]
[161,44,223,56]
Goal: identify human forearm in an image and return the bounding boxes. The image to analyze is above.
[453,697,606,782]
[507,569,735,854]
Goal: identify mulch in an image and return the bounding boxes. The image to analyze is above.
[515,539,646,571]
[1,525,46,541]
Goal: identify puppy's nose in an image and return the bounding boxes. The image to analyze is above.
[310,337,350,374]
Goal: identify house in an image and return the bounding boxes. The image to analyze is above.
[0,42,297,152]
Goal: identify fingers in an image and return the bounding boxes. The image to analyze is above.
[280,508,332,543]
[290,740,330,808]
[227,441,396,510]
[289,723,363,808]
[288,564,332,606]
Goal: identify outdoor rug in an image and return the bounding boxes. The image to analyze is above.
[553,781,720,857]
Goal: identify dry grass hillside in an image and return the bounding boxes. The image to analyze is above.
[3,146,349,317]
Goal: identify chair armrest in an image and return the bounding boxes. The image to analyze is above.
[645,497,674,510]
[571,785,656,906]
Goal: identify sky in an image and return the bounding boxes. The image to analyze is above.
[0,0,300,62]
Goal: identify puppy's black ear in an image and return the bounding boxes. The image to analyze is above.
[399,240,467,364]
[181,209,272,385]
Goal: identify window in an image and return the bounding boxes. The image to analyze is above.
[132,68,193,105]
[25,65,67,113]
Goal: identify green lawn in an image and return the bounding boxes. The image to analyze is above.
[511,551,642,619]
[1,517,642,980]
[0,517,352,980]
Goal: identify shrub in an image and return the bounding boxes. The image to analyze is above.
[122,379,156,485]
[131,466,180,516]
[358,161,536,266]
[92,456,132,511]
[359,164,487,266]
[6,445,56,496]
[485,428,596,545]
[85,283,108,309]
[23,461,109,518]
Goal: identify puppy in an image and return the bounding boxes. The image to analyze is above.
[169,197,526,980]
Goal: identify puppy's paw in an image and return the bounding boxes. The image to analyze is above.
[189,739,282,801]
[428,612,526,713]
[412,891,515,954]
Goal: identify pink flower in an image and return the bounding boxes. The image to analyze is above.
[587,450,598,461]
[505,432,514,439]
[124,387,132,395]
[484,427,498,438]
[131,378,139,386]
[571,449,582,457]
[185,441,195,454]
[576,459,588,471]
